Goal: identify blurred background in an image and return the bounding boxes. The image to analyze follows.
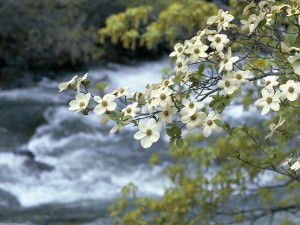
[2,1,294,225]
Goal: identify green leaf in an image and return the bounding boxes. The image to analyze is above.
[214,119,223,128]
[198,63,205,73]
[176,138,184,149]
[97,83,109,91]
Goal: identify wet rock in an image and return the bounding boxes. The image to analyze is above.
[23,159,54,173]
[0,188,20,208]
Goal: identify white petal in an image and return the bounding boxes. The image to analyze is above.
[141,137,152,148]
[203,126,212,137]
[261,104,270,115]
[134,131,146,140]
[150,131,160,142]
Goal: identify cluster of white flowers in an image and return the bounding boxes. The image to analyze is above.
[58,0,300,150]
[255,77,300,115]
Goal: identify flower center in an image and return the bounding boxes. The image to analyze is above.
[194,48,200,54]
[160,93,167,100]
[266,97,273,104]
[236,74,242,80]
[291,9,296,14]
[147,98,152,104]
[266,81,271,85]
[207,120,213,126]
[126,108,132,113]
[190,114,197,121]
[163,111,169,116]
[177,62,183,68]
[288,86,294,93]
[101,100,108,107]
[215,37,221,43]
[137,92,143,98]
[146,129,152,136]
[220,16,224,22]
[189,102,195,108]
[163,80,169,86]
[79,102,85,108]
[225,80,231,87]
[224,58,229,63]
[178,47,183,52]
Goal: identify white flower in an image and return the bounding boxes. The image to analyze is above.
[169,43,186,57]
[265,116,285,140]
[280,155,293,167]
[134,118,162,148]
[159,77,175,91]
[290,157,300,171]
[151,88,173,109]
[75,73,88,93]
[218,74,239,95]
[207,34,230,52]
[180,98,204,116]
[110,123,124,134]
[112,86,130,98]
[145,98,155,113]
[231,70,250,85]
[58,75,78,92]
[181,112,206,131]
[158,106,177,123]
[207,9,234,31]
[184,40,208,63]
[93,94,117,115]
[122,102,140,119]
[202,111,222,137]
[218,48,239,73]
[287,6,300,17]
[174,56,189,75]
[258,1,271,13]
[254,88,281,115]
[264,76,279,88]
[279,79,300,101]
[69,93,91,113]
[241,14,261,35]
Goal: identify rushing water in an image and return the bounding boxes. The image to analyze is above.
[0,58,285,225]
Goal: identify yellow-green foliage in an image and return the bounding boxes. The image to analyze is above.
[99,0,218,50]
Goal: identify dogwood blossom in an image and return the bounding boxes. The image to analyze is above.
[180,98,204,116]
[255,88,281,115]
[184,40,208,63]
[241,14,261,35]
[174,56,189,75]
[218,74,239,95]
[290,157,300,171]
[202,111,222,137]
[181,112,206,131]
[122,102,141,119]
[279,79,300,101]
[218,48,239,73]
[264,76,279,88]
[208,34,230,52]
[151,88,173,109]
[158,106,177,123]
[231,70,250,85]
[69,93,91,113]
[207,9,234,31]
[265,116,285,140]
[58,75,78,92]
[76,73,88,93]
[169,43,186,57]
[134,118,162,148]
[112,86,130,98]
[93,94,117,115]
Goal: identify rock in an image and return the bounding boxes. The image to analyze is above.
[0,188,20,208]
